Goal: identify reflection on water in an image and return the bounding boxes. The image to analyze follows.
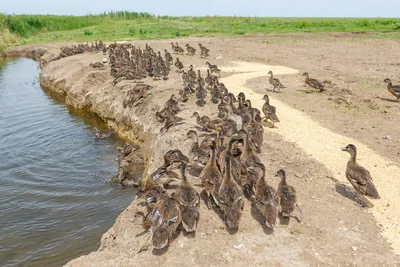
[0,58,136,267]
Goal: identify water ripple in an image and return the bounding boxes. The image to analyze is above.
[0,58,136,267]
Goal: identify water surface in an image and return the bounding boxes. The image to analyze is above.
[0,58,135,266]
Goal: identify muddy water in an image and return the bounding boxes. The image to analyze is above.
[0,58,135,266]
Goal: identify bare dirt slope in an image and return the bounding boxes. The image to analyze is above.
[27,35,400,266]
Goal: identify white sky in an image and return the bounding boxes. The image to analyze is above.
[1,0,399,17]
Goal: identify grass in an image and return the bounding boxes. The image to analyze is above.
[1,12,400,50]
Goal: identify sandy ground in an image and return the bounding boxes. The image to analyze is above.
[9,34,400,266]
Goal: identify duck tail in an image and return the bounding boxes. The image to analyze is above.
[366,183,380,199]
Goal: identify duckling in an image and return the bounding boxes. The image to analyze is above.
[164,49,173,64]
[205,69,214,88]
[262,95,280,128]
[187,65,197,83]
[341,144,380,199]
[383,78,400,101]
[175,163,200,232]
[165,94,181,113]
[206,61,221,77]
[151,196,182,250]
[198,43,210,58]
[267,71,286,92]
[160,114,184,135]
[218,141,244,229]
[181,70,190,85]
[175,58,184,73]
[150,150,190,186]
[174,42,185,54]
[238,130,261,167]
[156,107,177,123]
[254,163,280,229]
[199,139,222,209]
[197,70,206,87]
[196,84,207,107]
[217,137,243,187]
[243,109,264,149]
[178,89,189,103]
[191,112,207,130]
[276,169,299,218]
[185,44,196,56]
[303,72,325,92]
[187,130,209,163]
[94,126,114,139]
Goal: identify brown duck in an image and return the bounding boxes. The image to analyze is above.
[262,95,280,128]
[303,72,325,92]
[268,71,286,92]
[255,163,280,229]
[341,144,380,199]
[218,140,244,229]
[383,78,400,101]
[174,163,200,232]
[276,169,300,219]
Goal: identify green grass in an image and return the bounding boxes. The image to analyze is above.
[1,12,400,48]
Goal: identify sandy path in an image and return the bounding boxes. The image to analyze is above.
[221,62,400,255]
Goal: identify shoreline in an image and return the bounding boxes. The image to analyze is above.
[5,38,400,266]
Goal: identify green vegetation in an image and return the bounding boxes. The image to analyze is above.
[1,11,400,50]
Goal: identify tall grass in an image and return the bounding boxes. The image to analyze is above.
[1,12,400,45]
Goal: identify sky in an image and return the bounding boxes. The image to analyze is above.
[1,0,399,17]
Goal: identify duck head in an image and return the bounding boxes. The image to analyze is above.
[302,72,309,77]
[274,169,286,178]
[268,70,273,75]
[341,144,357,154]
[262,95,270,101]
[383,78,391,84]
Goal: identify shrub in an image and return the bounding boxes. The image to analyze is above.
[83,29,93,35]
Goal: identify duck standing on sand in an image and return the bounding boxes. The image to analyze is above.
[383,78,400,101]
[267,71,286,92]
[341,144,380,199]
[174,163,200,232]
[302,72,325,92]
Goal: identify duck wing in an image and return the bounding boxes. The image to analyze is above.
[347,165,380,198]
[308,78,324,89]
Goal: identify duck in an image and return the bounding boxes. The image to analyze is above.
[185,44,196,56]
[178,89,189,103]
[174,42,185,54]
[187,65,197,83]
[165,94,181,113]
[197,70,206,87]
[199,139,222,209]
[243,109,264,149]
[341,144,380,199]
[218,140,244,229]
[302,72,325,92]
[175,58,184,73]
[186,130,209,164]
[205,69,214,88]
[223,104,242,130]
[174,163,200,232]
[383,78,400,101]
[198,43,210,58]
[267,71,286,92]
[276,169,299,218]
[217,137,243,187]
[254,163,280,229]
[156,107,177,123]
[151,196,182,250]
[196,84,207,107]
[238,130,261,167]
[94,126,113,139]
[149,150,190,186]
[164,49,173,64]
[262,95,280,128]
[160,114,184,135]
[206,61,221,77]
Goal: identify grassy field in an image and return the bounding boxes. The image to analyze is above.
[1,11,400,51]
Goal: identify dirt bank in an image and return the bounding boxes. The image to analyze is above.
[7,35,400,266]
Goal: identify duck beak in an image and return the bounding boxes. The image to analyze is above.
[274,173,278,177]
[341,147,347,151]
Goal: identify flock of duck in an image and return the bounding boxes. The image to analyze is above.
[53,40,391,252]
